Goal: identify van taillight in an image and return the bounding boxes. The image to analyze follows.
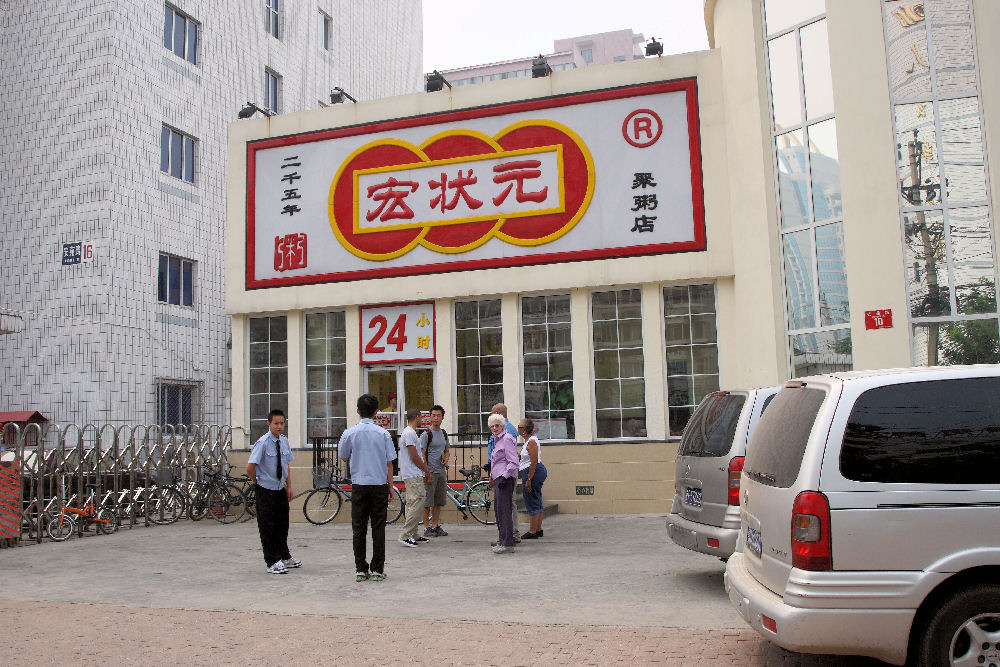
[728,456,745,506]
[791,491,832,571]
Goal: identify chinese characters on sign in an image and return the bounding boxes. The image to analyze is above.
[355,147,563,232]
[630,172,658,233]
[360,302,436,364]
[61,241,94,266]
[273,154,308,271]
[280,155,302,217]
[864,309,894,330]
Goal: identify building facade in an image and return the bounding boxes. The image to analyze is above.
[227,0,998,514]
[434,29,646,88]
[0,1,422,427]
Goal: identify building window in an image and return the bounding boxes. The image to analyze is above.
[157,382,197,426]
[664,284,720,436]
[592,289,645,439]
[763,2,851,377]
[318,11,332,50]
[580,47,593,63]
[163,4,198,64]
[264,69,280,114]
[305,311,347,439]
[157,253,194,306]
[521,295,574,440]
[882,0,998,366]
[160,125,195,183]
[264,0,279,38]
[455,300,503,433]
[249,316,287,443]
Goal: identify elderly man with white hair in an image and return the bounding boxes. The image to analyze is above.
[487,412,519,554]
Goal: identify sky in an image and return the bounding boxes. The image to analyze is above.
[422,0,710,72]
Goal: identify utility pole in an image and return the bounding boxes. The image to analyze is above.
[905,129,941,365]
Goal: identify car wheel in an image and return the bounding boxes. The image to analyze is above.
[916,583,1000,667]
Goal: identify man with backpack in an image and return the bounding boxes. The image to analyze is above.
[420,405,450,537]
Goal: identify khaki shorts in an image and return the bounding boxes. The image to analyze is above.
[424,471,448,507]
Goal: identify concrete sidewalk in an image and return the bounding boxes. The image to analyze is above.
[0,514,889,665]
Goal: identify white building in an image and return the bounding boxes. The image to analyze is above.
[0,1,422,427]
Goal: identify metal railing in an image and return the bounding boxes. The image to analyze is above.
[0,421,232,547]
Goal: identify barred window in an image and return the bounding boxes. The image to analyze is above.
[249,316,287,443]
[157,382,198,426]
[522,294,574,440]
[593,288,645,439]
[455,299,503,433]
[305,311,347,439]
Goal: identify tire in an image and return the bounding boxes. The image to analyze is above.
[46,514,76,541]
[465,480,495,525]
[207,484,246,524]
[303,488,343,525]
[916,583,1000,667]
[146,487,184,525]
[187,483,210,521]
[96,507,118,534]
[387,486,404,525]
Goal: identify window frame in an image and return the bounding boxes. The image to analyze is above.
[662,282,721,437]
[519,293,575,441]
[590,287,647,441]
[318,10,332,50]
[264,68,280,114]
[159,125,196,183]
[265,0,280,39]
[157,253,195,307]
[304,310,348,439]
[156,381,199,427]
[454,298,504,434]
[248,315,289,444]
[163,4,198,65]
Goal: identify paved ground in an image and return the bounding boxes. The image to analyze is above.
[0,514,891,665]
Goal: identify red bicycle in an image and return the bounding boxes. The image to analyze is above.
[47,485,117,541]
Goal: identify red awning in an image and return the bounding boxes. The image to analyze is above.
[0,411,48,424]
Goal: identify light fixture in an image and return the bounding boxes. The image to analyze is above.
[645,37,664,57]
[237,101,273,119]
[330,86,357,104]
[425,70,451,93]
[531,55,552,78]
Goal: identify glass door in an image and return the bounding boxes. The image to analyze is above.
[364,364,435,434]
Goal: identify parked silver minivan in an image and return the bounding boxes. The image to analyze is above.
[725,366,1000,666]
[666,386,779,560]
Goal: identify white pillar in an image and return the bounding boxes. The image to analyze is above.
[570,288,593,442]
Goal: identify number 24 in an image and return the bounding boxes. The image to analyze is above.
[365,314,407,353]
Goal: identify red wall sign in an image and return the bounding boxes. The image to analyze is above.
[865,309,893,330]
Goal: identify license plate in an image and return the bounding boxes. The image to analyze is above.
[683,487,703,508]
[746,525,763,557]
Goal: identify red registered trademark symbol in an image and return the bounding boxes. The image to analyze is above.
[622,109,663,148]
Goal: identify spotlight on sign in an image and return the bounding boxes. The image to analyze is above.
[425,70,451,93]
[645,37,664,57]
[531,55,552,78]
[330,86,357,104]
[237,102,273,119]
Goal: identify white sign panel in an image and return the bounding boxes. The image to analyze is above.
[359,302,436,364]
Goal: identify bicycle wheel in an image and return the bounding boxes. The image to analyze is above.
[386,486,404,525]
[97,507,118,534]
[46,514,76,541]
[147,487,184,525]
[187,483,210,521]
[207,484,246,524]
[302,487,343,525]
[465,480,495,525]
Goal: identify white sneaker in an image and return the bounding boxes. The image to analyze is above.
[398,537,418,548]
[491,545,515,554]
[267,561,288,574]
[282,557,302,569]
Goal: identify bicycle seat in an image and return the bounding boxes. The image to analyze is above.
[459,467,479,479]
[85,484,100,489]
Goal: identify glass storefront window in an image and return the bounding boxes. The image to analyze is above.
[592,289,645,439]
[249,315,287,443]
[789,328,852,377]
[455,299,503,433]
[521,294,573,440]
[775,130,808,229]
[807,119,842,221]
[816,222,850,326]
[913,319,1000,366]
[305,311,347,439]
[800,19,834,120]
[664,284,719,436]
[939,97,988,205]
[783,229,816,330]
[767,32,801,131]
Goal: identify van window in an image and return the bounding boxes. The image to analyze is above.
[678,393,746,457]
[841,377,1000,484]
[744,386,826,487]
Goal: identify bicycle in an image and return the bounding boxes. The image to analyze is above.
[302,471,404,526]
[145,469,188,526]
[224,472,257,523]
[442,466,495,525]
[46,484,118,541]
[187,465,247,523]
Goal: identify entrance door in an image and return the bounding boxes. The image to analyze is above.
[364,365,434,434]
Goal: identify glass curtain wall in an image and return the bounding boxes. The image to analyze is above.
[882,0,998,365]
[763,0,852,377]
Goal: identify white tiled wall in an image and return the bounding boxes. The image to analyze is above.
[0,0,422,425]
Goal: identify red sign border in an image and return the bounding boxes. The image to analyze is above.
[358,301,437,365]
[245,78,705,289]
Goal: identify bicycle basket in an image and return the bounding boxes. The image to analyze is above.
[312,468,332,488]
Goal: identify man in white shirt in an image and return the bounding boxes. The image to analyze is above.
[246,409,300,574]
[397,408,432,547]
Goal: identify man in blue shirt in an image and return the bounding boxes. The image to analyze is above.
[247,409,300,574]
[339,394,397,582]
[486,403,520,542]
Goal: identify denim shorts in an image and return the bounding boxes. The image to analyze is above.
[520,463,547,515]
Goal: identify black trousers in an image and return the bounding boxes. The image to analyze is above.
[351,484,388,574]
[255,484,291,567]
